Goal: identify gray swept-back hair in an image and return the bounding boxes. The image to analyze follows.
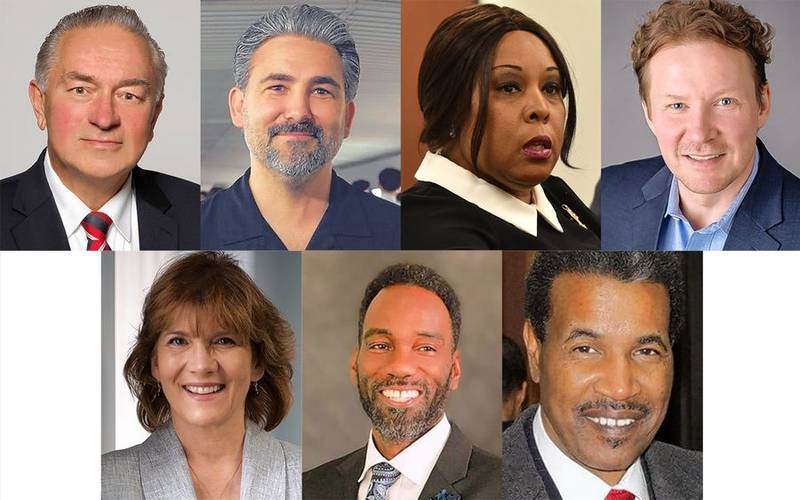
[35,4,167,99]
[233,4,360,101]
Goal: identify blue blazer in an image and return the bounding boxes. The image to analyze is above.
[1,149,200,250]
[601,139,800,250]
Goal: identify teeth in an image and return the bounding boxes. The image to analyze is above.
[587,417,636,427]
[185,385,222,394]
[381,389,420,402]
[687,154,721,161]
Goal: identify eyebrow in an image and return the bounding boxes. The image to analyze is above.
[565,329,669,349]
[492,65,559,73]
[636,335,669,350]
[62,71,151,89]
[362,328,445,342]
[258,73,341,89]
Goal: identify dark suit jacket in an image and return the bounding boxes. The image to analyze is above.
[303,423,500,499]
[601,139,800,250]
[1,149,199,250]
[503,405,702,500]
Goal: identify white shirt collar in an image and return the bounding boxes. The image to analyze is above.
[533,407,650,500]
[358,414,451,487]
[44,151,134,244]
[414,151,563,236]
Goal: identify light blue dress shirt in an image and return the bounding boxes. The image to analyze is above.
[657,149,759,250]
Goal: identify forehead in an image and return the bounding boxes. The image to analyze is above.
[161,304,227,337]
[51,25,154,83]
[247,34,344,84]
[646,39,756,96]
[547,273,670,343]
[363,284,453,344]
[493,30,556,73]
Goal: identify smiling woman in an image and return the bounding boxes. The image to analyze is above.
[402,3,600,250]
[102,251,300,500]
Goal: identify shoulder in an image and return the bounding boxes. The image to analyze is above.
[645,440,702,472]
[401,181,496,249]
[331,174,400,248]
[644,440,702,496]
[303,447,364,494]
[133,167,199,201]
[102,443,145,498]
[602,155,665,189]
[336,175,400,221]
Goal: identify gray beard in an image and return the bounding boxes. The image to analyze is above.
[261,137,333,189]
[357,370,451,443]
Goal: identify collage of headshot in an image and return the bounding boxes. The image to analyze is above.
[0,0,797,499]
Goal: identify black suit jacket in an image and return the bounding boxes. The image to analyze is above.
[503,405,703,500]
[1,150,199,250]
[303,423,500,499]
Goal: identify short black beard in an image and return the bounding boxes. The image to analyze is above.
[357,370,451,444]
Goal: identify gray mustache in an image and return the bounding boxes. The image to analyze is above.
[268,118,322,140]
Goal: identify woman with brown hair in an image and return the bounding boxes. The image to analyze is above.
[402,4,599,250]
[102,252,299,499]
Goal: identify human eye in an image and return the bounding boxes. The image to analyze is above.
[417,345,437,353]
[543,82,562,95]
[496,81,521,94]
[634,347,664,357]
[68,86,88,96]
[716,97,736,106]
[367,341,390,351]
[266,84,286,93]
[312,87,334,97]
[166,336,188,346]
[572,345,598,354]
[667,102,686,110]
[119,91,143,102]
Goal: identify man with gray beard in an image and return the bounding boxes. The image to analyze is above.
[303,263,501,500]
[200,4,399,250]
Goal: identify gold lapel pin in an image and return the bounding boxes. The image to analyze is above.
[561,204,588,230]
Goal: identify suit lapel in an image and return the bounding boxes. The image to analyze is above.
[725,139,782,250]
[138,424,197,499]
[335,446,366,499]
[418,424,472,499]
[240,421,286,499]
[9,151,69,249]
[133,167,178,250]
[630,166,672,250]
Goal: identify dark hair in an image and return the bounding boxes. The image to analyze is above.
[358,263,461,349]
[418,4,577,170]
[124,252,294,432]
[378,167,401,191]
[502,336,527,400]
[524,252,685,345]
[632,0,772,104]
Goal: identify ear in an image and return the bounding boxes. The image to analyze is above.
[229,86,245,128]
[522,320,541,384]
[148,97,164,142]
[348,347,359,386]
[757,82,771,129]
[251,358,265,383]
[343,101,355,138]
[150,353,160,381]
[515,380,528,408]
[641,99,656,136]
[448,350,462,391]
[29,80,47,130]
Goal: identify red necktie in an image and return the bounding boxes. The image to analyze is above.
[605,489,635,500]
[81,211,113,251]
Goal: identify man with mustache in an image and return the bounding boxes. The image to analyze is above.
[601,0,800,250]
[200,4,400,250]
[304,263,501,499]
[504,252,702,499]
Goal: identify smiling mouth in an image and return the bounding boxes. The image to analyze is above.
[684,153,723,161]
[183,384,224,395]
[381,389,420,403]
[586,416,637,428]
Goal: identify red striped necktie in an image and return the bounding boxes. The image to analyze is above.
[81,211,113,251]
[605,489,635,500]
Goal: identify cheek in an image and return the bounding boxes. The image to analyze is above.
[47,103,84,138]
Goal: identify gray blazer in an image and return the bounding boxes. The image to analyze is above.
[102,420,300,499]
[503,405,702,499]
[303,422,500,499]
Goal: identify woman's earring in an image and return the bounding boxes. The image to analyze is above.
[253,382,259,395]
[449,126,456,138]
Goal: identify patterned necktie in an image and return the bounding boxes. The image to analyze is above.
[366,462,401,500]
[81,211,113,251]
[605,489,636,500]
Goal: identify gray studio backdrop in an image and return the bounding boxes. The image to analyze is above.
[201,0,400,192]
[101,251,301,454]
[0,0,200,183]
[602,0,800,176]
[302,251,502,471]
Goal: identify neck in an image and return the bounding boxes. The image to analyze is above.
[677,156,754,229]
[173,417,246,465]
[248,159,332,250]
[441,147,533,203]
[48,152,129,211]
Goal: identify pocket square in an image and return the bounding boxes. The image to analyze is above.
[430,489,460,500]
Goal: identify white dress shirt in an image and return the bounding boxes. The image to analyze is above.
[44,152,139,250]
[357,415,451,500]
[533,408,650,500]
[414,151,564,236]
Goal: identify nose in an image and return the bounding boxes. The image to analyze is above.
[684,106,717,143]
[282,88,313,122]
[593,355,641,401]
[385,348,417,379]
[187,343,218,373]
[523,89,550,124]
[88,92,120,130]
